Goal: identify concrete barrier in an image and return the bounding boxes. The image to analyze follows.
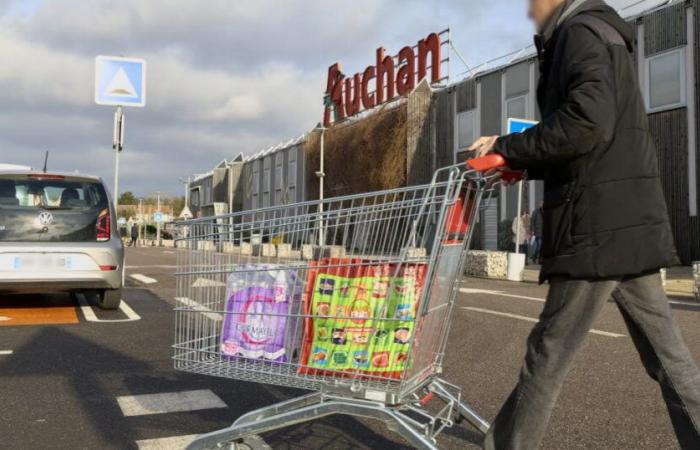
[197,241,215,251]
[465,250,508,280]
[253,243,276,257]
[276,244,292,258]
[161,239,175,248]
[240,242,253,256]
[302,245,347,260]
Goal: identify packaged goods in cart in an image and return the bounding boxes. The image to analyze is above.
[300,258,426,378]
[221,265,301,362]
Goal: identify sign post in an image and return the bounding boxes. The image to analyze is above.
[506,118,538,255]
[95,55,146,212]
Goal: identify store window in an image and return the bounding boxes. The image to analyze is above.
[457,110,476,150]
[646,48,686,112]
[505,95,528,121]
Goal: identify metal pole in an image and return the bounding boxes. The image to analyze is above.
[156,192,162,246]
[139,198,146,244]
[515,180,523,254]
[112,106,124,209]
[318,126,325,246]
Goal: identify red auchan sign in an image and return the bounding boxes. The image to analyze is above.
[323,32,445,126]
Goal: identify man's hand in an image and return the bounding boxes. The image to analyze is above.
[467,135,499,157]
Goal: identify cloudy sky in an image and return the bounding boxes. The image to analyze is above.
[0,0,654,196]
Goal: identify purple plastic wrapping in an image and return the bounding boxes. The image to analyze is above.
[220,265,300,362]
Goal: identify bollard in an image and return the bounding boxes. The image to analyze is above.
[693,262,700,301]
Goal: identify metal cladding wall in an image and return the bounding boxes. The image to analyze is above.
[643,2,700,263]
[649,108,699,263]
[480,72,502,136]
[456,78,477,112]
[643,2,687,54]
[432,88,456,172]
[239,142,305,212]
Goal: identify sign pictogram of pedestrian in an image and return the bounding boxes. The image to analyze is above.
[95,56,146,107]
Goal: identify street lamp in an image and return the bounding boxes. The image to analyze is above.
[314,122,326,246]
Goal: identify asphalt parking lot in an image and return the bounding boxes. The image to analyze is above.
[0,246,698,449]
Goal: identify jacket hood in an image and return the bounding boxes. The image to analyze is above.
[566,0,636,51]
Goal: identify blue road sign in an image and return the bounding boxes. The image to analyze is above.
[153,212,163,223]
[95,56,146,107]
[507,118,538,134]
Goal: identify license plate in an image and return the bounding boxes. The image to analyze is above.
[8,255,74,271]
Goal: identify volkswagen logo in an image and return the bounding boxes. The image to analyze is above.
[38,211,53,226]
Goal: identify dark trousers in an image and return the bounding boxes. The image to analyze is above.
[484,272,700,449]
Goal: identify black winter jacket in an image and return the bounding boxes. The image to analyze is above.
[494,0,679,282]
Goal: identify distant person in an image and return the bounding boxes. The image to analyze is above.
[468,0,700,448]
[530,201,544,263]
[129,224,139,247]
[511,210,530,255]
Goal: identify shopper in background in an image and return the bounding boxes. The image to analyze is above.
[511,210,530,255]
[467,0,700,448]
[530,201,544,264]
[129,223,139,247]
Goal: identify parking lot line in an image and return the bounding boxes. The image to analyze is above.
[130,274,158,284]
[0,350,12,356]
[462,306,626,338]
[174,297,222,322]
[460,286,699,308]
[116,389,227,417]
[136,434,199,450]
[76,295,141,323]
[136,434,271,450]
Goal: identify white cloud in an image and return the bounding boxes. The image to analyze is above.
[0,0,652,196]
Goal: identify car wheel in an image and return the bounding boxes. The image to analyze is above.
[98,289,122,310]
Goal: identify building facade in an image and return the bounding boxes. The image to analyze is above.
[186,0,699,264]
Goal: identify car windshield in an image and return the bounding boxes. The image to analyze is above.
[0,175,108,211]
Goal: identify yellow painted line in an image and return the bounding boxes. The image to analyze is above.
[462,306,626,338]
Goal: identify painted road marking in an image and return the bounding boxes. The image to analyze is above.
[163,251,175,254]
[136,434,199,450]
[460,287,698,308]
[130,273,158,284]
[136,434,270,450]
[462,307,626,338]
[0,350,12,356]
[0,297,79,326]
[192,278,226,288]
[116,389,226,417]
[126,265,177,269]
[175,297,222,322]
[76,295,141,323]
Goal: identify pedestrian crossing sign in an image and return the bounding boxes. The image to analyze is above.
[95,56,146,107]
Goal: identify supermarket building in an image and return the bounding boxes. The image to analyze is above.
[186,0,700,264]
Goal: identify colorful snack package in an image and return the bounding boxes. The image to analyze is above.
[299,259,426,378]
[220,265,301,362]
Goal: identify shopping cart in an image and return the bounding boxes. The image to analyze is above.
[173,155,517,449]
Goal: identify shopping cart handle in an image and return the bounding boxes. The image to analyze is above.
[467,154,508,171]
[467,154,524,182]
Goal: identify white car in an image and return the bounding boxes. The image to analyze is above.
[0,167,124,309]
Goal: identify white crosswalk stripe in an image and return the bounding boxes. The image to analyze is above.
[130,273,158,284]
[116,389,226,417]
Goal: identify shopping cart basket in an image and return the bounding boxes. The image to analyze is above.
[174,155,517,449]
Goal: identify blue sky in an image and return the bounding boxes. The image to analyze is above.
[0,0,658,196]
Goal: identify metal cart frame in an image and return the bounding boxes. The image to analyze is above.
[173,156,509,449]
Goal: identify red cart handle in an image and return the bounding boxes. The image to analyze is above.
[467,154,523,183]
